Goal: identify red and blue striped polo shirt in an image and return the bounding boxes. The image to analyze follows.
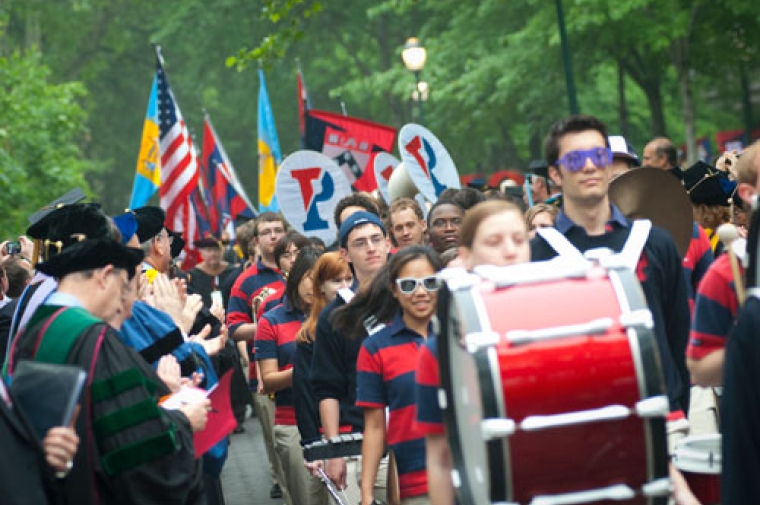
[356,311,429,499]
[414,335,444,436]
[688,253,740,359]
[254,298,305,425]
[226,259,284,337]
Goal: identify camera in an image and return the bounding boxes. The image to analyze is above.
[5,241,21,255]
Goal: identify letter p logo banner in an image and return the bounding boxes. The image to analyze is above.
[291,167,335,231]
[399,124,460,203]
[275,151,352,246]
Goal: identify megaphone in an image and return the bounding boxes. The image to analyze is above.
[387,162,418,202]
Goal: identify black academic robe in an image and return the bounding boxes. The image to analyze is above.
[0,298,18,364]
[10,305,204,505]
[0,393,60,504]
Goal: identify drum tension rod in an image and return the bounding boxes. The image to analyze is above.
[507,318,613,345]
[464,331,501,351]
[619,309,654,330]
[481,395,668,438]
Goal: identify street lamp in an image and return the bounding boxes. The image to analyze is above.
[402,37,427,123]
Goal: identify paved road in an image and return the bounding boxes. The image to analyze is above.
[221,413,285,505]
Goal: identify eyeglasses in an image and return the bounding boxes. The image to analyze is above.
[349,234,385,250]
[395,276,441,294]
[558,147,613,173]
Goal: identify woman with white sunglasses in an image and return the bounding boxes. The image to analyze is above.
[332,245,442,505]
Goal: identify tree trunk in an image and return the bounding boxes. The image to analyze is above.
[495,119,524,171]
[642,82,667,138]
[528,130,543,162]
[619,52,667,138]
[375,13,405,126]
[24,12,41,49]
[669,3,705,166]
[676,58,697,165]
[617,61,629,138]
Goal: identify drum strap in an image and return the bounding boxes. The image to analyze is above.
[538,219,651,270]
[536,228,585,261]
[617,219,652,270]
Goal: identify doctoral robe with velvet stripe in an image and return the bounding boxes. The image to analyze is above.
[9,305,203,505]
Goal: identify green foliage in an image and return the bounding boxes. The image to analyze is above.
[0,49,94,236]
[0,0,758,223]
[226,0,323,70]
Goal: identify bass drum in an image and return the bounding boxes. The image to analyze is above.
[437,261,670,505]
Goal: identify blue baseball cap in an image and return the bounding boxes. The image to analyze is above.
[339,211,386,248]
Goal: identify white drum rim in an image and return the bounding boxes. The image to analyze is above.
[672,434,721,474]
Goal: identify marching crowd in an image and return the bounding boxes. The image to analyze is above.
[1,114,759,505]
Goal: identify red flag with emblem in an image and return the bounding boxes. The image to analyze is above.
[305,109,396,193]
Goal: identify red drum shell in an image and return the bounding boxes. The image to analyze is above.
[442,266,668,505]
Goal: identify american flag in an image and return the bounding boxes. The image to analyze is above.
[155,48,200,268]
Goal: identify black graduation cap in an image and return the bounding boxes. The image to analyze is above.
[36,238,144,280]
[684,161,735,207]
[26,204,112,263]
[133,206,166,243]
[167,229,185,259]
[528,160,549,179]
[26,188,86,227]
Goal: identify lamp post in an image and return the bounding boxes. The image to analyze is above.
[555,0,579,115]
[402,37,427,124]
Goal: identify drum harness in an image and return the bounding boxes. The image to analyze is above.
[537,219,652,270]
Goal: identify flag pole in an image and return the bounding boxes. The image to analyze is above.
[337,94,348,116]
[152,43,164,66]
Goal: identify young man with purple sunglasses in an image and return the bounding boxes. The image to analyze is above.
[529,115,698,504]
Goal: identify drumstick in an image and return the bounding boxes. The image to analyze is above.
[316,467,348,505]
[717,224,746,306]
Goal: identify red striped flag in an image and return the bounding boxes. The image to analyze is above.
[155,48,201,269]
[296,63,311,148]
[201,113,256,232]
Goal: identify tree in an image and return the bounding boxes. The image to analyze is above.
[0,49,94,234]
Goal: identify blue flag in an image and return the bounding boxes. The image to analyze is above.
[129,76,161,208]
[258,69,282,212]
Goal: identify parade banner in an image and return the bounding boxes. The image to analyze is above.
[398,123,460,203]
[715,128,760,153]
[275,150,352,245]
[373,152,400,203]
[305,109,396,193]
